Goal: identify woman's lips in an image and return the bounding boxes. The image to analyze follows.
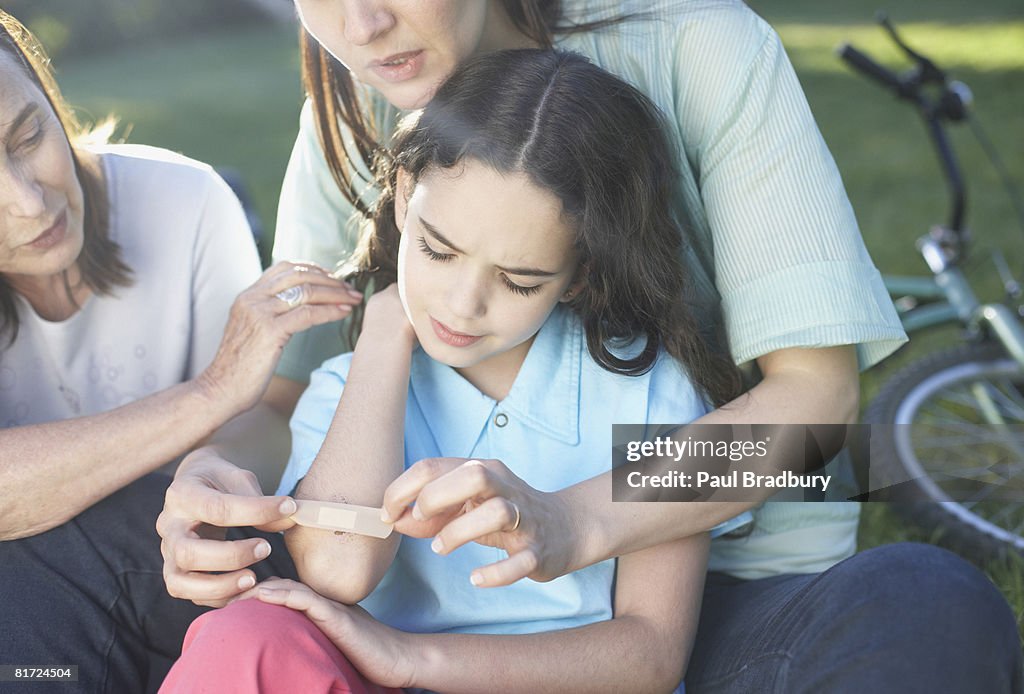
[431,317,482,348]
[27,210,67,249]
[368,50,425,83]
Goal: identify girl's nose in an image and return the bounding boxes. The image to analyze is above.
[446,272,488,322]
[342,0,397,46]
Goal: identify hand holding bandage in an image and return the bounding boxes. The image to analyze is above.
[380,458,579,587]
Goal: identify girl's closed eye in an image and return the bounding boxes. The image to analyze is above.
[417,235,454,263]
[501,275,542,297]
[417,234,543,297]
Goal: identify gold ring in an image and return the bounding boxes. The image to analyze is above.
[508,501,521,532]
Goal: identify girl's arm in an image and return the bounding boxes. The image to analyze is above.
[257,532,709,693]
[0,265,354,541]
[284,285,416,605]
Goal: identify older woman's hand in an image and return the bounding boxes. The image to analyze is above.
[381,458,583,587]
[198,261,362,415]
[157,449,298,607]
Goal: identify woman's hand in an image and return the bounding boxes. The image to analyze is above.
[157,449,298,607]
[198,261,362,414]
[381,458,582,587]
[252,578,417,690]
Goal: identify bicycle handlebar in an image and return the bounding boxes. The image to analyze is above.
[837,21,969,236]
[837,44,909,99]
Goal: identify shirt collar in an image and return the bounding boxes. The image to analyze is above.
[409,305,582,458]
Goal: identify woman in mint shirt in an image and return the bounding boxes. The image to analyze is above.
[158,2,1020,691]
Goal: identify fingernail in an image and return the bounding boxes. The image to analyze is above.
[431,537,444,554]
[469,572,483,586]
[254,542,271,560]
[348,290,363,299]
[380,508,392,523]
[412,505,425,521]
[279,498,297,515]
[238,575,256,590]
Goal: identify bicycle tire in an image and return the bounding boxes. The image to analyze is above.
[863,342,1024,562]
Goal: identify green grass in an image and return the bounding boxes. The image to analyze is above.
[756,1,1024,637]
[55,23,304,264]
[53,4,1024,635]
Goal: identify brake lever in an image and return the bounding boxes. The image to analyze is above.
[877,11,947,85]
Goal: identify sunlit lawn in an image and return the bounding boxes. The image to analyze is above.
[55,3,1024,634]
[56,23,304,264]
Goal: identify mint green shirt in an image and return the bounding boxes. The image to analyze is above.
[271,0,907,580]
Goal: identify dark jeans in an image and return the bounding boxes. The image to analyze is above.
[687,543,1023,693]
[1,476,1019,693]
[0,474,296,693]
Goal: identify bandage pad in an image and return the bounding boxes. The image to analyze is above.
[291,500,393,539]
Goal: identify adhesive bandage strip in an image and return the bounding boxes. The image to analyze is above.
[291,500,393,539]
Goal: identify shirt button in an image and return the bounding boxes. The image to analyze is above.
[494,413,509,428]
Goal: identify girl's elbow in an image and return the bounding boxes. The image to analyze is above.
[300,560,376,605]
[286,531,385,605]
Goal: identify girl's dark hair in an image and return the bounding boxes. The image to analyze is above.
[0,11,132,346]
[351,49,742,407]
[299,0,640,219]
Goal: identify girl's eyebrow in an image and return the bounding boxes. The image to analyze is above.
[419,216,558,277]
[0,103,39,143]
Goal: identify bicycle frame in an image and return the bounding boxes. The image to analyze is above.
[885,227,1024,372]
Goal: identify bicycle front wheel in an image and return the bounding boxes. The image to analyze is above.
[864,342,1024,561]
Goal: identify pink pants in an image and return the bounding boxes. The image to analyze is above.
[159,599,403,694]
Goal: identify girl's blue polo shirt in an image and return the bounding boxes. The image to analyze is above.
[278,305,750,636]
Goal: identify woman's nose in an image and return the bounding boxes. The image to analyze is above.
[1,165,46,220]
[342,0,396,46]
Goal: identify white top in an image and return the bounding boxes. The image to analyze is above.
[0,144,260,427]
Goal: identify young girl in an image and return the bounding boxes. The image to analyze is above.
[162,48,750,693]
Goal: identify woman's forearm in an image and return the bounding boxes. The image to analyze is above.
[0,376,239,540]
[286,318,413,604]
[558,345,859,573]
[407,614,683,694]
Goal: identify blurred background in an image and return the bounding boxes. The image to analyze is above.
[9,0,1024,628]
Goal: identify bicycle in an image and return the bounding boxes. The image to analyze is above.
[839,14,1024,562]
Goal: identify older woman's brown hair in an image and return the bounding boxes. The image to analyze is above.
[0,11,132,345]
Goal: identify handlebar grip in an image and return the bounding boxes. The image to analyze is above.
[837,43,905,94]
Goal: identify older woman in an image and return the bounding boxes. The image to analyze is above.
[0,11,362,691]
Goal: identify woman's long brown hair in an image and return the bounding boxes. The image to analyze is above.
[299,0,640,219]
[0,11,132,346]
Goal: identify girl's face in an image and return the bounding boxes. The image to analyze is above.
[294,0,529,110]
[396,159,580,382]
[0,53,84,283]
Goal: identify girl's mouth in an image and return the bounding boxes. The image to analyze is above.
[431,317,482,348]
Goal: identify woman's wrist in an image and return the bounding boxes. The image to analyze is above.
[406,633,445,690]
[192,369,249,423]
[555,483,612,573]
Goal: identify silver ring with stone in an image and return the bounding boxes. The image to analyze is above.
[275,285,304,308]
